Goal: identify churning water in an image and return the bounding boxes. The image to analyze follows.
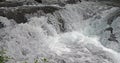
[0,1,120,63]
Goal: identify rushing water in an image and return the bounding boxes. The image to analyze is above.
[0,1,120,63]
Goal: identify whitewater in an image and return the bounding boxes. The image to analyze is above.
[0,1,120,63]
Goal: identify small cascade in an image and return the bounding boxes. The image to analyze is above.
[0,1,120,63]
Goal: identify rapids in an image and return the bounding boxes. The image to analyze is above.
[0,1,120,63]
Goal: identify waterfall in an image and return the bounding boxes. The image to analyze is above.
[0,1,120,63]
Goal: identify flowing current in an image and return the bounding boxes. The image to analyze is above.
[1,1,120,63]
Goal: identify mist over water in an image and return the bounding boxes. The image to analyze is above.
[0,1,120,63]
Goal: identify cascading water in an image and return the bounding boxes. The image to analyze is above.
[0,1,120,63]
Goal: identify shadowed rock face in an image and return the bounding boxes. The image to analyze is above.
[0,6,62,23]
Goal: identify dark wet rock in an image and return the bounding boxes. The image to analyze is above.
[107,13,120,25]
[0,9,5,17]
[108,33,119,43]
[58,18,66,32]
[0,0,5,2]
[96,0,120,7]
[34,0,42,3]
[66,0,81,4]
[40,6,62,13]
[41,0,58,4]
[42,0,81,5]
[47,12,67,33]
[55,13,66,32]
[104,27,113,33]
[57,2,66,7]
[0,5,63,23]
[0,22,4,29]
[1,9,27,23]
[0,1,24,7]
